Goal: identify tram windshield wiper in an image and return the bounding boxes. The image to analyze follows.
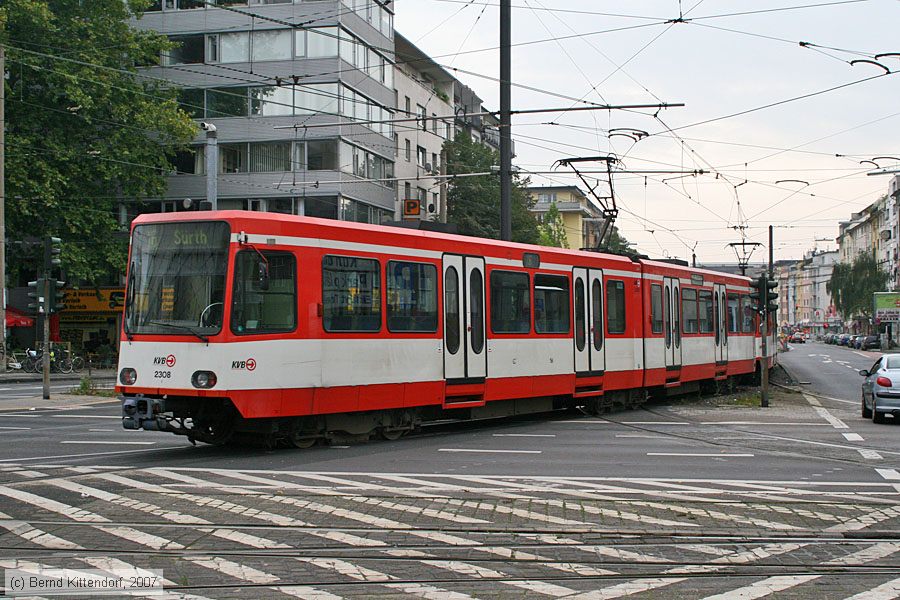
[146,321,209,343]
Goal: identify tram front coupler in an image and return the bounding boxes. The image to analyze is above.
[121,395,170,431]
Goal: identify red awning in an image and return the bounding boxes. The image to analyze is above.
[6,308,34,328]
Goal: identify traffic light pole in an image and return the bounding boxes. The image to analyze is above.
[760,308,769,408]
[42,278,50,400]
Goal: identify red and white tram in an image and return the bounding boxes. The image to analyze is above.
[117,211,774,446]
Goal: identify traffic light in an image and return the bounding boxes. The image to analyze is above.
[43,236,62,272]
[749,275,765,314]
[27,278,46,313]
[48,279,66,314]
[765,278,778,315]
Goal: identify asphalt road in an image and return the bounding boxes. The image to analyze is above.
[1,356,899,599]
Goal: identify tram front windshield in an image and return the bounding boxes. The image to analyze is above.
[124,221,230,337]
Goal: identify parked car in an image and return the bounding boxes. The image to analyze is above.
[838,334,851,346]
[790,332,805,344]
[860,354,900,423]
[861,335,881,351]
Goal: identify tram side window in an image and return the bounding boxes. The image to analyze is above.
[741,295,755,333]
[490,271,530,333]
[607,279,626,334]
[231,250,296,334]
[386,261,437,332]
[682,288,698,333]
[592,280,603,350]
[322,255,381,332]
[698,290,714,333]
[650,284,663,334]
[727,293,740,333]
[534,274,570,334]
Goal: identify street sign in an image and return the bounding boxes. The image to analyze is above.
[403,199,421,217]
[874,292,900,322]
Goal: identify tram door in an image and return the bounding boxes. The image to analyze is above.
[443,255,487,382]
[664,276,682,370]
[714,283,728,363]
[573,268,606,376]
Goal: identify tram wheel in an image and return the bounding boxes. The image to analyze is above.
[379,427,406,441]
[288,433,318,449]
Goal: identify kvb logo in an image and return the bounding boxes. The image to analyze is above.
[232,358,257,371]
[153,354,176,367]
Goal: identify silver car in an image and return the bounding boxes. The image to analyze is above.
[860,354,900,423]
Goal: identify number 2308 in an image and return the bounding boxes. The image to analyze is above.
[153,370,171,379]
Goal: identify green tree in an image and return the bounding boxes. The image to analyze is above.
[538,202,569,248]
[1,0,196,285]
[444,133,540,244]
[827,250,888,321]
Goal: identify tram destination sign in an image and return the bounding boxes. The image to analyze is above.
[874,292,900,322]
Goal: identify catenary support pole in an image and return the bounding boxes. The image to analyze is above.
[0,37,7,372]
[499,0,512,241]
[42,279,50,400]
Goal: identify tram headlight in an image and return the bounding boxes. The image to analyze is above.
[191,370,217,389]
[119,368,137,386]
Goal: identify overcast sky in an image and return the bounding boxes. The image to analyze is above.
[395,0,900,263]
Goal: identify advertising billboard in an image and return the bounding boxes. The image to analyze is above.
[874,292,900,322]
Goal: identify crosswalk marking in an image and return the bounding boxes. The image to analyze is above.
[843,578,900,600]
[700,575,820,599]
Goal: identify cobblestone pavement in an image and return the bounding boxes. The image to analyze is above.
[1,463,899,599]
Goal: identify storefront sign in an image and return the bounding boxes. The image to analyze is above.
[874,292,900,322]
[61,288,125,313]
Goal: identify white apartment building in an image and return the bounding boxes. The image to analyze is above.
[392,34,453,221]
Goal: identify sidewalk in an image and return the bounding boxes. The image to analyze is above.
[0,392,118,412]
[0,368,116,384]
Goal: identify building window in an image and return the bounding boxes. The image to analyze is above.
[322,256,381,332]
[231,251,296,334]
[490,271,530,333]
[252,29,291,61]
[306,140,338,170]
[307,27,339,57]
[164,35,204,65]
[534,274,570,334]
[206,87,249,118]
[251,85,293,116]
[417,146,427,168]
[404,182,411,200]
[219,143,248,173]
[386,262,438,332]
[607,279,626,334]
[405,139,411,162]
[249,142,291,173]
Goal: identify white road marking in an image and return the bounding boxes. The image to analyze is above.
[843,577,900,600]
[859,449,884,460]
[50,415,121,419]
[0,426,30,430]
[621,421,690,425]
[703,422,828,426]
[60,441,155,445]
[421,560,576,597]
[556,419,610,423]
[843,433,864,441]
[189,557,279,584]
[297,557,480,599]
[566,578,683,599]
[804,393,849,428]
[647,453,755,457]
[877,469,900,480]
[438,448,541,454]
[272,586,344,600]
[703,541,900,599]
[492,433,556,437]
[0,447,184,463]
[699,575,820,599]
[0,509,83,549]
[615,434,664,438]
[88,429,113,432]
